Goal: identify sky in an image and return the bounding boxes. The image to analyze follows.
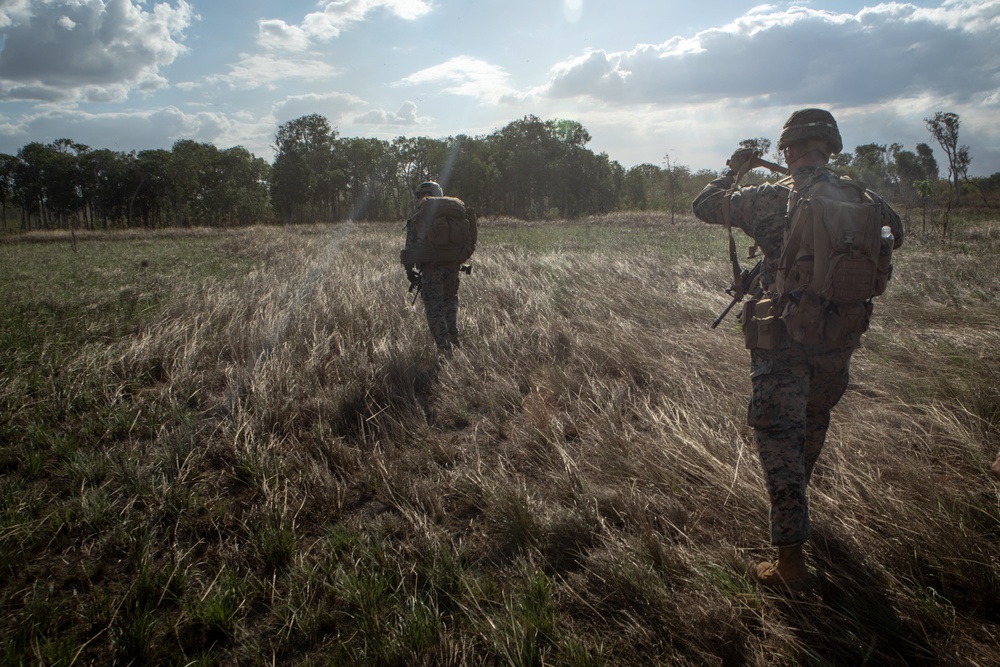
[0,0,998,176]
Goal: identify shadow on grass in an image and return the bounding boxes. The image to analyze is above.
[772,529,939,667]
[331,351,442,441]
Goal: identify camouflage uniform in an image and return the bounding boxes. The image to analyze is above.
[403,208,462,351]
[693,165,903,546]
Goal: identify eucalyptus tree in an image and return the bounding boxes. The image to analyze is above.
[391,136,420,192]
[829,151,853,171]
[0,154,17,231]
[11,141,87,229]
[13,143,46,228]
[167,140,217,226]
[623,163,663,210]
[549,119,596,218]
[133,149,173,228]
[393,137,448,187]
[80,148,134,229]
[336,136,392,220]
[212,146,271,226]
[550,118,591,147]
[485,115,563,218]
[477,115,626,218]
[738,137,776,164]
[892,143,945,210]
[271,150,310,224]
[444,135,499,217]
[916,143,938,181]
[432,135,471,200]
[851,143,893,194]
[925,111,970,204]
[541,117,622,218]
[46,139,89,228]
[271,114,338,223]
[588,150,624,215]
[188,144,260,226]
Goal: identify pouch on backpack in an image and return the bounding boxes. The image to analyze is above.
[742,297,781,350]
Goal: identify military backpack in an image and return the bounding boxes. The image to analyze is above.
[775,171,894,347]
[400,196,477,266]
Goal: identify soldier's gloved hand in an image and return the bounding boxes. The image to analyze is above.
[406,268,420,287]
[726,148,760,175]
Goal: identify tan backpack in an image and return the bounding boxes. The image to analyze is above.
[399,196,477,265]
[776,172,893,346]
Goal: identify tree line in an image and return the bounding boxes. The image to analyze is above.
[1,110,995,233]
[0,139,271,231]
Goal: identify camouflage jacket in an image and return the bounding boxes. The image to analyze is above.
[692,166,904,292]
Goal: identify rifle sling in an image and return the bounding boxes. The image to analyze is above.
[722,186,745,300]
[721,157,764,300]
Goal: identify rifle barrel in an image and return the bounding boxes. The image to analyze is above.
[710,297,739,329]
[751,156,789,175]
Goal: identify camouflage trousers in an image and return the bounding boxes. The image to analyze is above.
[747,341,854,546]
[419,265,460,350]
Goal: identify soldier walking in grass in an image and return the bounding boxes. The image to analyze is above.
[401,181,477,355]
[692,109,904,592]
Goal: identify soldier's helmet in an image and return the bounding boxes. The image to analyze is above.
[778,108,843,155]
[415,181,443,198]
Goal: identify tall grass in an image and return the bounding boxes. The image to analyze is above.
[1,214,998,665]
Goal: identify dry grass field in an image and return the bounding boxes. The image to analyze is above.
[1,212,998,666]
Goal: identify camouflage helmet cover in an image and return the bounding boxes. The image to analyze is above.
[778,108,843,155]
[415,181,443,198]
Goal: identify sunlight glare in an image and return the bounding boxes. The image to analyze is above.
[564,0,583,23]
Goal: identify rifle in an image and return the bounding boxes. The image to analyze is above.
[710,152,787,329]
[407,270,422,305]
[711,260,761,329]
[407,264,471,305]
[751,156,789,176]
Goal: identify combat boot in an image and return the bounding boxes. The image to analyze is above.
[449,332,461,348]
[753,543,812,593]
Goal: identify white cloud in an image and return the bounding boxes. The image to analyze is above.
[256,19,312,52]
[548,50,629,98]
[0,0,196,102]
[541,2,1000,108]
[0,0,32,29]
[202,54,339,91]
[81,83,130,103]
[259,0,432,50]
[353,100,422,125]
[398,56,522,104]
[272,91,368,128]
[1,0,997,178]
[0,105,239,153]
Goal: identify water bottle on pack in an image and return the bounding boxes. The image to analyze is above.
[876,225,894,291]
[880,225,894,256]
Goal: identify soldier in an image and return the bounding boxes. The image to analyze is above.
[402,181,471,354]
[692,109,904,592]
